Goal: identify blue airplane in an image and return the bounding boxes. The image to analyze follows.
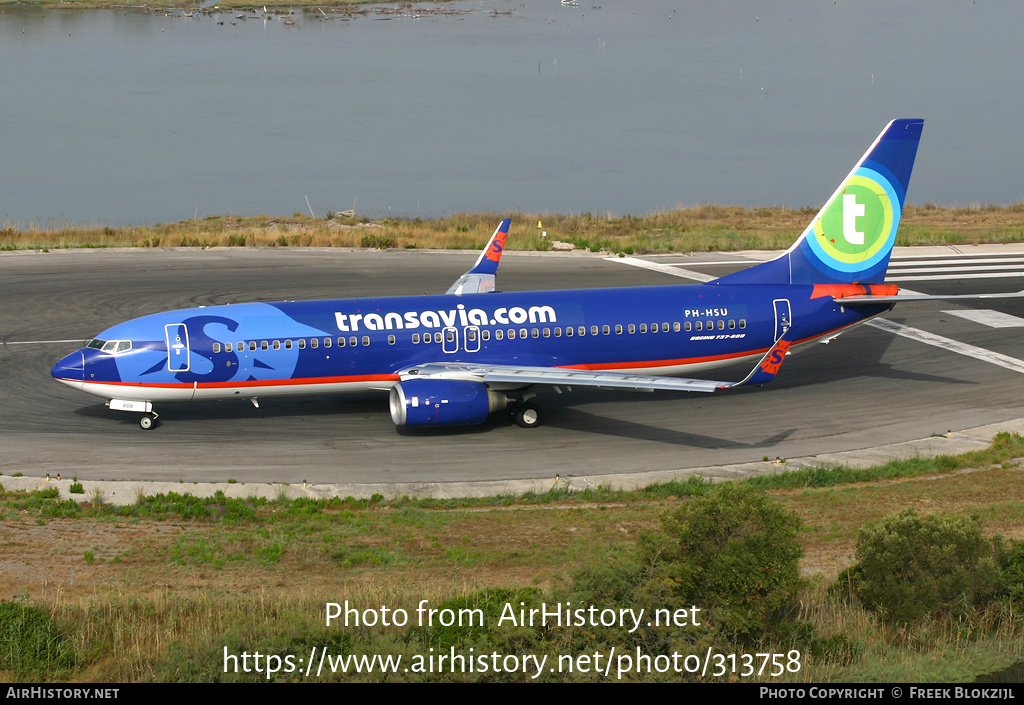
[54,119,934,431]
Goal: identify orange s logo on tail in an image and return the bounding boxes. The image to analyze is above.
[484,230,507,263]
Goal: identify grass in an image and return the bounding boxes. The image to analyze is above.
[1,433,1022,681]
[3,204,1024,255]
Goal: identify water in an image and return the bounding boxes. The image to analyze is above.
[2,0,1023,225]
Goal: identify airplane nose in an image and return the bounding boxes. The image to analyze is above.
[51,350,85,389]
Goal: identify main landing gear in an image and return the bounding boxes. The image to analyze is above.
[508,391,542,428]
[138,413,159,430]
[512,403,541,428]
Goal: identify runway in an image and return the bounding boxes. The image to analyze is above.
[4,245,1024,484]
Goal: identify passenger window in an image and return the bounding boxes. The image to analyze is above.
[578,326,586,336]
[388,335,396,345]
[213,343,221,353]
[628,324,635,334]
[446,330,456,342]
[729,320,736,329]
[695,322,702,331]
[352,336,360,346]
[467,329,477,341]
[554,328,561,337]
[640,324,648,334]
[496,330,504,341]
[362,336,370,346]
[261,341,269,350]
[591,326,599,336]
[717,320,725,330]
[433,333,442,344]
[311,338,318,348]
[532,328,539,338]
[673,322,681,332]
[566,327,573,337]
[338,337,346,347]
[324,338,332,348]
[543,328,551,338]
[519,329,527,339]
[412,333,420,344]
[684,322,692,332]
[615,324,622,334]
[298,339,306,349]
[602,325,610,335]
[740,319,747,329]
[482,330,490,341]
[273,340,281,350]
[249,341,257,351]
[663,322,670,332]
[285,340,293,349]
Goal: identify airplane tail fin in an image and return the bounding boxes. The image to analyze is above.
[445,218,511,295]
[714,119,924,286]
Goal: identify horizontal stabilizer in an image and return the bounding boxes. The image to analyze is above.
[835,290,1024,306]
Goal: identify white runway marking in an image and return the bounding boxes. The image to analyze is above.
[867,318,1024,375]
[889,264,1024,275]
[886,272,1024,282]
[4,339,83,345]
[941,309,1024,328]
[889,257,1024,267]
[606,257,716,282]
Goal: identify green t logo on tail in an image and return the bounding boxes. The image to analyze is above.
[812,174,895,267]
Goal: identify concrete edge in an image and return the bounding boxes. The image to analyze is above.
[5,419,1024,507]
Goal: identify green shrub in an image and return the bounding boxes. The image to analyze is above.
[361,233,395,249]
[633,483,804,641]
[995,538,1024,602]
[849,509,1000,623]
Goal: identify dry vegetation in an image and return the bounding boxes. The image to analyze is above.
[4,204,1024,255]
[1,441,1023,681]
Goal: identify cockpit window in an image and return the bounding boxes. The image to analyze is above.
[87,339,106,350]
[99,340,132,354]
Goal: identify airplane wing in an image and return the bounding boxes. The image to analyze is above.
[445,218,511,295]
[398,326,795,393]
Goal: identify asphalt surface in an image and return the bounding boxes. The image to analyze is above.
[4,245,1024,488]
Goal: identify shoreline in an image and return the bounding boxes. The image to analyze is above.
[4,204,1024,254]
[2,1,460,12]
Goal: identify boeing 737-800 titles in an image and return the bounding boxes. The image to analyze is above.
[55,119,977,431]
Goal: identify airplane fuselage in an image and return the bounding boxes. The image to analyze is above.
[52,282,887,404]
[50,119,925,430]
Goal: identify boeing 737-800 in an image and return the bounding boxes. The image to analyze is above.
[54,119,953,431]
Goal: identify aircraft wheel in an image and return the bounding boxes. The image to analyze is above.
[514,403,541,429]
[139,414,157,430]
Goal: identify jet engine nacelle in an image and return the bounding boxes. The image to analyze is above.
[389,379,508,428]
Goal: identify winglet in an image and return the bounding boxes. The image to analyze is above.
[445,218,511,295]
[723,326,796,388]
